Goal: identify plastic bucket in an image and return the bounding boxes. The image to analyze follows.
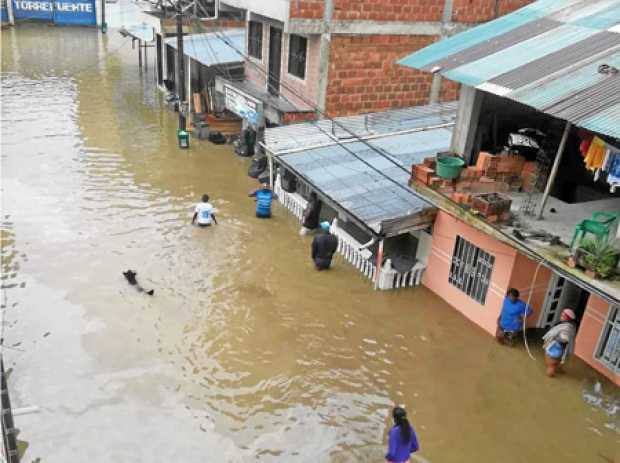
[436,156,465,179]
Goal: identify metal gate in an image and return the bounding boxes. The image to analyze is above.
[449,236,495,305]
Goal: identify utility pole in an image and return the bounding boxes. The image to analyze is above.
[176,6,186,131]
[101,0,107,33]
[6,0,15,26]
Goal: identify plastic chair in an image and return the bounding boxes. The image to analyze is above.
[570,210,620,251]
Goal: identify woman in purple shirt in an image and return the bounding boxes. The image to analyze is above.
[386,406,419,463]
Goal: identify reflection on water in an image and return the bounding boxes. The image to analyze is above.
[1,22,619,463]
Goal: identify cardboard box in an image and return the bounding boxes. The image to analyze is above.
[423,157,437,169]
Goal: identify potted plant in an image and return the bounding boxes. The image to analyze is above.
[579,238,619,279]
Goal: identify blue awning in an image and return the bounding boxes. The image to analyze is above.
[399,0,620,139]
[165,29,245,67]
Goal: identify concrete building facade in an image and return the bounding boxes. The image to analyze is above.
[217,0,534,123]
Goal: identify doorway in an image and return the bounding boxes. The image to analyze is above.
[268,26,282,96]
[538,275,589,329]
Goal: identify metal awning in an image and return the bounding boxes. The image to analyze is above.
[120,23,155,43]
[264,105,458,236]
[164,29,245,67]
[398,0,620,138]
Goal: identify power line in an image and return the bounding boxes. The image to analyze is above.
[198,23,440,206]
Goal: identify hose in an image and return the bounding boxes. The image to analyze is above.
[523,260,544,360]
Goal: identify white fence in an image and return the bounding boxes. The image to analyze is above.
[274,174,425,290]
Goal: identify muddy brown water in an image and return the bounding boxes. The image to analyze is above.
[1,24,618,463]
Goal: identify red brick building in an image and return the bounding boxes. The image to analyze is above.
[217,0,533,123]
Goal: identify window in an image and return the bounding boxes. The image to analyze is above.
[248,21,263,60]
[449,236,495,305]
[288,34,307,79]
[597,305,620,373]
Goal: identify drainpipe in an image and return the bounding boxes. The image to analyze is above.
[317,0,334,114]
[536,120,571,220]
[429,0,454,103]
[374,238,384,290]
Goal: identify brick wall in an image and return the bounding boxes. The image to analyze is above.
[290,0,325,19]
[333,0,444,22]
[326,35,450,117]
[452,0,533,23]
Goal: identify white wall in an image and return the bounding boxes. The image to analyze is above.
[222,0,289,23]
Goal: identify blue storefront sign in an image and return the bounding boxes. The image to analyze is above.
[11,0,96,25]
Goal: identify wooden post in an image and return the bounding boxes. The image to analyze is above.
[537,120,571,219]
[268,153,274,189]
[138,40,142,67]
[374,238,384,290]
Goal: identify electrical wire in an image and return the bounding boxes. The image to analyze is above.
[523,260,544,361]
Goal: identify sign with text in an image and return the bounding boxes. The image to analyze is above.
[224,84,263,127]
[12,0,96,25]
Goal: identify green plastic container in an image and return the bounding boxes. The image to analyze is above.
[177,130,190,149]
[436,156,465,179]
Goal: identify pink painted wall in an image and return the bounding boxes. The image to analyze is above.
[508,253,552,328]
[423,211,518,335]
[575,295,618,386]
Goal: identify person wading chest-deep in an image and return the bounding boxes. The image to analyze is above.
[191,194,218,226]
[311,221,338,270]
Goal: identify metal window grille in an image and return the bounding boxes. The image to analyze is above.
[449,236,495,305]
[248,21,263,60]
[288,34,307,79]
[597,305,620,373]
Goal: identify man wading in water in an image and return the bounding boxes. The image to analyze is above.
[192,194,218,227]
[311,221,338,270]
[496,288,533,345]
[542,308,577,377]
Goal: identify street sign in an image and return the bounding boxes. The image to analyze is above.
[10,0,96,25]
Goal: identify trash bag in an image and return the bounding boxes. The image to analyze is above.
[248,156,268,178]
[208,132,227,145]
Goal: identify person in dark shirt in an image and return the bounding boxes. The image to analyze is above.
[385,406,419,463]
[311,221,338,270]
[300,192,322,236]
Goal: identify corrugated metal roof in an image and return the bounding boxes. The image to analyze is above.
[264,102,457,154]
[121,23,155,43]
[276,127,452,235]
[399,0,620,138]
[165,29,245,67]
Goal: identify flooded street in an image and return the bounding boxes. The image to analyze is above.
[1,24,618,463]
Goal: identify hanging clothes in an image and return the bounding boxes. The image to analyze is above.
[607,148,620,193]
[579,135,593,157]
[584,136,607,170]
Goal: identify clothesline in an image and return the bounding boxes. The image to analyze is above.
[579,133,620,193]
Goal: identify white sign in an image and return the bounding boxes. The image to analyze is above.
[15,1,92,11]
[224,84,262,127]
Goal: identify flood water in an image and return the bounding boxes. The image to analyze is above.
[1,24,619,463]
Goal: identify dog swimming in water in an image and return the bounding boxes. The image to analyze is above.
[122,270,154,296]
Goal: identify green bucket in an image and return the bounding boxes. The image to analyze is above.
[436,156,465,179]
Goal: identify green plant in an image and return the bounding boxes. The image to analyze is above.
[578,238,619,278]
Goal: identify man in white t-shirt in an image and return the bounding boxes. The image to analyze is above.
[192,194,218,227]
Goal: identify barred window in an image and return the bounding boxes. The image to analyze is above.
[288,34,307,79]
[248,21,263,60]
[597,305,620,373]
[449,236,494,305]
